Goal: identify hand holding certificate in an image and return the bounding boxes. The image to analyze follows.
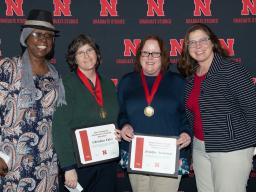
[128,134,179,177]
[74,124,119,167]
[65,182,83,192]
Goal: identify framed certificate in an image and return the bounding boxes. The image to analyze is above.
[127,134,179,177]
[73,123,119,167]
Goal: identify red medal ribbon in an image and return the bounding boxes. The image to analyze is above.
[77,68,104,107]
[140,71,162,106]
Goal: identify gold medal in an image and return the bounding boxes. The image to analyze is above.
[99,107,107,119]
[140,71,162,118]
[144,106,154,117]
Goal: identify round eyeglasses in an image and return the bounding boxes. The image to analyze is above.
[76,48,95,58]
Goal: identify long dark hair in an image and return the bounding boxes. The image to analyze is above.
[177,23,228,77]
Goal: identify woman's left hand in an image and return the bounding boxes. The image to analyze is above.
[115,129,122,142]
[177,133,191,149]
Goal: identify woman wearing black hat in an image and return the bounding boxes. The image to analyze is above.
[0,9,66,191]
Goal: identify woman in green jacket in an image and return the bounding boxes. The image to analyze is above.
[52,34,121,192]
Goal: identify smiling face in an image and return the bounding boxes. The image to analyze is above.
[75,44,97,74]
[188,29,214,67]
[26,29,54,60]
[140,39,162,76]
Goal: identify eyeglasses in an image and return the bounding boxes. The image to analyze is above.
[140,51,161,58]
[30,32,55,40]
[76,48,95,58]
[187,37,210,48]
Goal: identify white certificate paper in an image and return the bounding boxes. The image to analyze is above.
[128,134,179,177]
[74,124,119,166]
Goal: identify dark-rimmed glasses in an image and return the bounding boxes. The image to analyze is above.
[140,51,161,58]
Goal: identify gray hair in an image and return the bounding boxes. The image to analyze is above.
[20,28,34,47]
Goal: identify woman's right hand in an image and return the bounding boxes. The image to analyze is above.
[121,124,134,142]
[0,157,8,177]
[64,169,78,189]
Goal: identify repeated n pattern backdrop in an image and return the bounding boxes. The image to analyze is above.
[0,0,256,191]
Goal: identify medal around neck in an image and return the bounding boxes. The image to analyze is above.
[140,71,162,118]
[144,106,154,117]
[99,107,107,119]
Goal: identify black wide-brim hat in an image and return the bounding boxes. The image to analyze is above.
[21,9,59,33]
